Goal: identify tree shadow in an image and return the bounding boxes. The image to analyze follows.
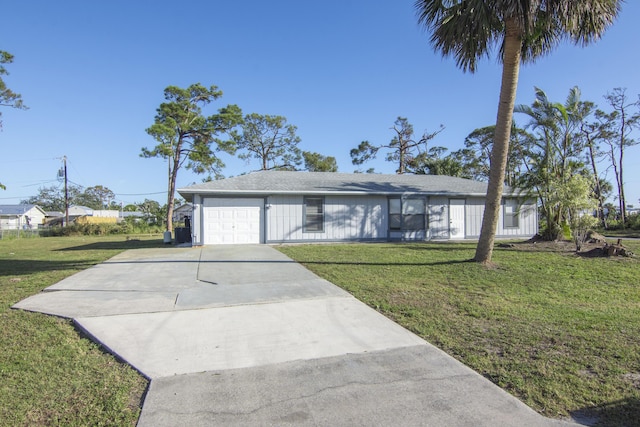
[54,239,166,252]
[0,259,101,277]
[299,259,475,267]
[569,396,640,426]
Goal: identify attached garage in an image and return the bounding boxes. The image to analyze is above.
[202,198,264,244]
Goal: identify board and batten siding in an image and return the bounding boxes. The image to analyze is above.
[464,197,537,238]
[266,195,388,242]
[428,196,449,239]
[497,199,538,237]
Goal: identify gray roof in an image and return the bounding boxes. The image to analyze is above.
[179,171,515,200]
[0,204,44,216]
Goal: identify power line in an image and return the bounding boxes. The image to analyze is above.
[115,191,166,196]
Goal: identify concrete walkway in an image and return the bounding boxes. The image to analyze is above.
[14,245,575,426]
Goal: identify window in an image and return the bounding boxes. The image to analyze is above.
[389,198,426,231]
[403,198,426,230]
[503,199,519,228]
[304,197,324,232]
[389,198,401,230]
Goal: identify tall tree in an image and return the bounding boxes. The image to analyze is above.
[234,113,302,171]
[460,123,533,185]
[415,0,621,263]
[515,87,592,239]
[580,104,609,228]
[303,151,338,172]
[22,184,80,212]
[596,88,640,225]
[0,50,27,129]
[142,83,242,232]
[136,199,165,226]
[81,185,116,209]
[408,146,471,178]
[21,184,117,211]
[350,117,443,174]
[1,50,28,190]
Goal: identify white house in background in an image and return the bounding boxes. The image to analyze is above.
[0,204,46,230]
[172,203,193,224]
[178,171,537,246]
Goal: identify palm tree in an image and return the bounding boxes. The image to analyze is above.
[415,0,621,264]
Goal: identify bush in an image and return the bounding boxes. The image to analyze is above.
[41,221,164,237]
[627,214,640,230]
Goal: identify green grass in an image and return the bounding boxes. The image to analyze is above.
[0,235,162,426]
[278,241,640,426]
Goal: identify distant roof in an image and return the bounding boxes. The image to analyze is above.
[178,171,518,200]
[0,204,45,216]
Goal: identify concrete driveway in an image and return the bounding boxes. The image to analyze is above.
[14,245,574,426]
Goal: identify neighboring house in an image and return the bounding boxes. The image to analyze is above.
[0,204,47,230]
[178,171,537,245]
[173,203,193,224]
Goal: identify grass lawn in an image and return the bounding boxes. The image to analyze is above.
[0,235,161,426]
[278,240,640,426]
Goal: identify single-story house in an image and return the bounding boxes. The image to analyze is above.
[177,171,537,245]
[0,204,47,230]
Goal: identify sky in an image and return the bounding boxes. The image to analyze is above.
[1,0,639,208]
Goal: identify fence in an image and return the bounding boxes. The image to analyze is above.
[0,228,42,240]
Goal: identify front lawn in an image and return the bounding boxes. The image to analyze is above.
[0,236,159,426]
[278,240,640,426]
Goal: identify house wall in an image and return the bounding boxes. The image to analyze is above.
[428,196,449,239]
[266,195,388,242]
[0,207,46,230]
[464,197,538,238]
[191,193,537,245]
[192,195,203,245]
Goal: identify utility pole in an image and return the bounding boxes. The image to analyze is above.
[63,156,69,227]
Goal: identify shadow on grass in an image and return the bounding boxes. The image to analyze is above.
[570,396,640,427]
[299,259,475,267]
[0,259,100,277]
[55,239,166,252]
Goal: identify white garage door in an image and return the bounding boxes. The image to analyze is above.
[203,198,263,244]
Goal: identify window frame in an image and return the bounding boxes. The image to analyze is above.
[389,197,426,231]
[303,196,325,233]
[389,198,402,231]
[503,198,520,228]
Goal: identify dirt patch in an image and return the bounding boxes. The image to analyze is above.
[506,236,635,258]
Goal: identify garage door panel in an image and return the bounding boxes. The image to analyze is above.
[203,199,263,245]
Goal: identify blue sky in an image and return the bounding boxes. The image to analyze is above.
[2,0,639,208]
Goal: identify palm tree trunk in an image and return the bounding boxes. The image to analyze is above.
[474,19,521,264]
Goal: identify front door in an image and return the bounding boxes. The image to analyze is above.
[449,199,465,239]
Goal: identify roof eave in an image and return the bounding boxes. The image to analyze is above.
[178,189,491,198]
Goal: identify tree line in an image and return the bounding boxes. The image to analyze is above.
[352,86,639,240]
[140,83,339,232]
[14,79,637,242]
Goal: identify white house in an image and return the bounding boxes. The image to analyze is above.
[0,204,47,230]
[172,203,193,224]
[178,171,537,246]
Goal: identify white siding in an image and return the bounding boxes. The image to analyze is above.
[267,195,387,242]
[0,207,45,230]
[496,198,538,237]
[464,197,538,238]
[428,197,449,239]
[465,198,485,237]
[192,195,203,245]
[194,193,538,244]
